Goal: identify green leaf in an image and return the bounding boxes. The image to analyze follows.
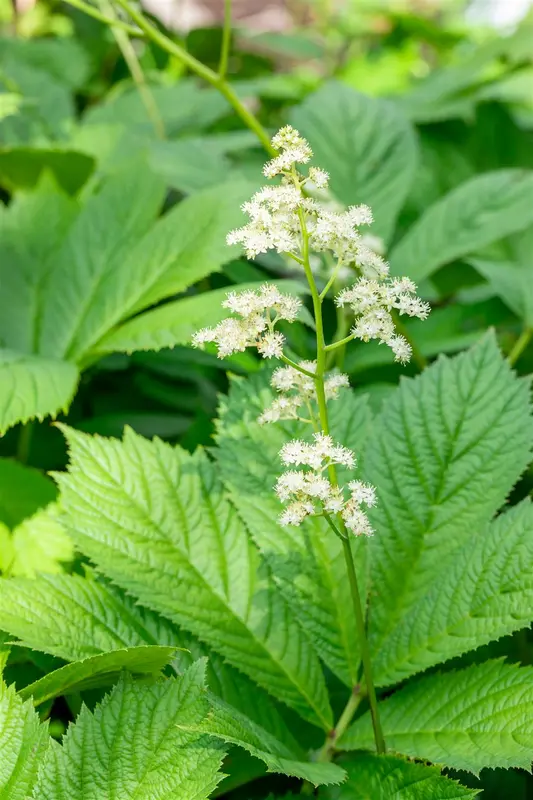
[33,662,226,800]
[0,350,79,433]
[182,693,346,787]
[363,334,533,665]
[0,573,183,661]
[0,93,22,121]
[0,678,49,800]
[0,573,304,750]
[0,148,94,195]
[340,661,533,773]
[148,139,232,194]
[215,371,372,687]
[92,280,308,356]
[82,80,230,135]
[390,170,533,282]
[38,165,165,360]
[291,81,418,242]
[0,459,56,528]
[471,256,533,327]
[54,426,333,729]
[321,753,479,799]
[0,503,73,578]
[19,645,178,706]
[374,500,533,686]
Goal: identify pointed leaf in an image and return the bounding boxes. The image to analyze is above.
[291,82,418,242]
[0,350,79,433]
[19,645,177,706]
[0,678,49,800]
[0,503,73,578]
[390,170,533,281]
[182,694,346,787]
[321,753,479,799]
[33,662,226,800]
[54,427,332,728]
[375,500,533,686]
[340,661,533,773]
[364,334,533,662]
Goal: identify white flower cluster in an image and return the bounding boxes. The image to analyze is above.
[192,283,300,359]
[258,362,349,424]
[336,277,430,364]
[275,433,375,535]
[226,126,383,277]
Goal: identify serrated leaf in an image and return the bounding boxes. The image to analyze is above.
[54,426,332,729]
[19,645,177,706]
[364,334,533,664]
[0,350,79,433]
[321,753,479,799]
[374,500,533,686]
[0,678,49,800]
[339,661,533,773]
[33,662,225,800]
[291,81,418,242]
[181,694,345,786]
[0,459,56,528]
[92,279,308,356]
[0,503,73,578]
[390,170,533,281]
[0,573,304,750]
[216,371,372,687]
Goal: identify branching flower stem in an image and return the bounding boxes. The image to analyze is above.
[292,169,386,758]
[218,0,232,79]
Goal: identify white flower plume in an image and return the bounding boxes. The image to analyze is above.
[258,361,349,425]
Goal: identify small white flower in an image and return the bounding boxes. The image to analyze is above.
[279,500,314,527]
[325,373,349,398]
[389,335,412,364]
[257,331,285,359]
[308,167,329,189]
[342,503,374,537]
[348,481,377,508]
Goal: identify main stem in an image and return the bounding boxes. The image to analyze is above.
[296,194,386,756]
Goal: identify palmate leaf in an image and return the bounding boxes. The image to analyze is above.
[291,82,418,242]
[0,679,49,800]
[54,427,332,729]
[18,646,177,706]
[339,661,533,773]
[0,167,251,430]
[364,333,533,675]
[374,500,533,686]
[33,662,226,800]
[390,170,533,282]
[184,693,346,787]
[0,573,302,751]
[321,753,478,799]
[215,371,372,687]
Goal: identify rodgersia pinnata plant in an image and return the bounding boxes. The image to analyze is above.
[194,126,430,755]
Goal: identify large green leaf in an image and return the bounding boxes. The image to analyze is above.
[0,573,305,750]
[92,279,307,356]
[291,81,418,242]
[0,679,49,800]
[0,459,56,528]
[19,646,177,706]
[390,170,533,282]
[54,426,332,728]
[363,334,532,663]
[215,371,372,687]
[183,693,345,787]
[340,661,533,773]
[374,500,533,686]
[33,663,226,800]
[0,148,94,195]
[321,753,478,799]
[0,350,79,433]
